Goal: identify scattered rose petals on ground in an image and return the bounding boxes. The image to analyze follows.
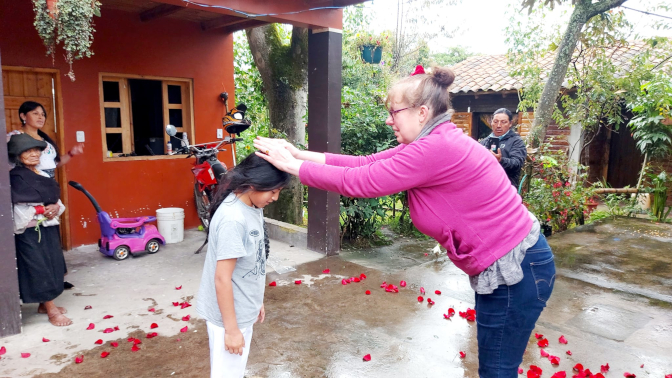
[322,269,330,274]
[84,305,92,310]
[550,356,560,365]
[146,332,158,339]
[341,279,348,285]
[148,308,155,312]
[95,339,103,345]
[420,287,426,295]
[127,337,135,343]
[150,323,158,329]
[559,335,568,344]
[180,302,191,309]
[664,375,672,378]
[172,302,180,306]
[268,281,277,287]
[111,342,118,348]
[131,344,140,352]
[601,364,610,373]
[100,351,110,358]
[384,284,399,293]
[182,315,190,321]
[448,308,455,316]
[0,346,5,355]
[353,277,361,283]
[75,355,84,364]
[459,308,476,321]
[640,364,644,368]
[103,315,113,319]
[551,372,566,378]
[175,285,182,290]
[540,349,549,358]
[435,290,441,295]
[528,365,542,378]
[294,280,302,285]
[418,296,424,302]
[566,350,572,356]
[103,328,114,334]
[42,338,49,342]
[86,323,95,330]
[595,374,605,378]
[380,281,387,288]
[459,351,466,358]
[365,290,371,295]
[114,326,119,331]
[535,333,543,339]
[360,273,367,280]
[427,298,435,305]
[537,338,549,348]
[400,280,407,287]
[21,353,30,358]
[574,363,584,372]
[133,339,142,345]
[180,326,188,332]
[623,373,636,378]
[363,354,371,362]
[518,367,524,374]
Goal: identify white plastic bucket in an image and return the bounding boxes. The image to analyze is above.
[156,207,185,244]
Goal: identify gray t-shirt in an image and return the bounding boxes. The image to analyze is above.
[196,193,266,329]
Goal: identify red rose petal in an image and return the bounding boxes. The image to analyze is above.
[111,342,118,348]
[360,273,367,280]
[146,332,158,339]
[103,328,114,334]
[550,356,560,365]
[180,302,192,309]
[94,339,103,345]
[362,353,371,362]
[127,337,135,342]
[459,351,466,358]
[664,375,672,378]
[180,326,188,332]
[448,308,455,316]
[131,344,140,352]
[365,290,371,295]
[540,349,549,358]
[172,302,180,306]
[537,338,549,348]
[100,351,110,358]
[341,279,348,285]
[528,365,543,378]
[380,281,387,288]
[353,277,361,283]
[427,298,435,305]
[114,326,119,331]
[559,335,568,344]
[75,355,84,364]
[640,364,644,368]
[182,315,191,321]
[420,287,425,295]
[86,323,95,330]
[322,269,330,274]
[42,337,50,343]
[0,346,5,355]
[624,373,636,378]
[566,350,572,356]
[424,253,428,256]
[534,333,543,339]
[574,363,584,372]
[268,281,277,287]
[417,296,424,302]
[84,305,92,310]
[133,339,142,345]
[518,367,524,374]
[435,290,442,295]
[175,285,182,290]
[21,353,30,358]
[150,323,158,329]
[294,280,302,285]
[148,308,155,312]
[103,315,113,319]
[551,372,567,378]
[400,280,407,287]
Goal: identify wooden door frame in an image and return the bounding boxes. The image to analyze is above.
[2,66,71,250]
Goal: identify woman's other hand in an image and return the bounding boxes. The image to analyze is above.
[44,204,60,220]
[224,328,245,356]
[255,136,300,158]
[70,143,84,156]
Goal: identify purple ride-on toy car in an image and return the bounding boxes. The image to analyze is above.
[69,181,165,260]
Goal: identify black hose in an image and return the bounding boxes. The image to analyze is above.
[68,181,103,213]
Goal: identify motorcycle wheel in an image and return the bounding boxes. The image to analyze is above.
[194,183,211,231]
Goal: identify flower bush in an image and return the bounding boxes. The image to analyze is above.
[352,30,392,51]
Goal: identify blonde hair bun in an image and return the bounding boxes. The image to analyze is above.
[431,66,456,88]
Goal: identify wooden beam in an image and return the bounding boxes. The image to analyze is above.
[140,4,184,22]
[222,20,268,34]
[201,14,247,31]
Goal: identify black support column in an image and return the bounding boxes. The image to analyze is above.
[307,28,342,255]
[0,48,22,337]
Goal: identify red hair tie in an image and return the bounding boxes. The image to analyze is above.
[410,65,425,76]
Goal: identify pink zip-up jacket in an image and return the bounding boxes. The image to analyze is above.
[299,121,532,276]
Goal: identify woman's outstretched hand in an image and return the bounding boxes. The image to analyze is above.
[255,136,301,158]
[253,138,302,176]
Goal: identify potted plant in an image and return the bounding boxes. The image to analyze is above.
[32,0,102,81]
[354,31,391,64]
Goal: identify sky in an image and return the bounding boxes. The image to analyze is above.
[364,0,672,55]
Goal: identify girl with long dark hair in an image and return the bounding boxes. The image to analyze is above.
[196,153,290,378]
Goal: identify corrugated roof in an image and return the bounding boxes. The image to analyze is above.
[448,42,651,94]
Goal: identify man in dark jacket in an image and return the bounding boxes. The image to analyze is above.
[480,108,527,188]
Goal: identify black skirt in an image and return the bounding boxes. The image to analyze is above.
[14,225,65,303]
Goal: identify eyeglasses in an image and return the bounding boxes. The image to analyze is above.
[388,107,412,120]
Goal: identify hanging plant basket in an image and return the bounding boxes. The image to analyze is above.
[361,45,383,64]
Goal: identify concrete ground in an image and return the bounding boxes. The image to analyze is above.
[0,219,671,377]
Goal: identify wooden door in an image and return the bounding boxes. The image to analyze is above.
[2,66,70,250]
[452,112,472,135]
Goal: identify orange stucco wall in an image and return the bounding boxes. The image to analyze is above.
[1,1,235,248]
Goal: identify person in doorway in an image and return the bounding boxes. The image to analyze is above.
[253,65,555,378]
[8,101,84,290]
[8,133,71,327]
[196,154,290,378]
[479,108,527,188]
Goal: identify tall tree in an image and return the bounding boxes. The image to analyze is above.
[246,24,308,225]
[523,0,628,147]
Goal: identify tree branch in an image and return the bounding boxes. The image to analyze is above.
[587,0,628,20]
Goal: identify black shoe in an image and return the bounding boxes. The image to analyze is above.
[64,281,75,290]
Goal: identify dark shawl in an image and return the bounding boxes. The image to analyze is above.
[9,166,61,205]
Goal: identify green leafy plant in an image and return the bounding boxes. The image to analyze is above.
[32,0,101,81]
[648,171,671,222]
[628,73,672,160]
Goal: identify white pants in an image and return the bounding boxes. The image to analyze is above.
[206,321,254,378]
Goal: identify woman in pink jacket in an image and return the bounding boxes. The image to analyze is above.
[254,66,555,377]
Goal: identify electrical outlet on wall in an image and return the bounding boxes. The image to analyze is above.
[76,131,85,142]
[217,129,223,139]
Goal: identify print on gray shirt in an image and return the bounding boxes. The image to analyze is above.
[196,193,266,329]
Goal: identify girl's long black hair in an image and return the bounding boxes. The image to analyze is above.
[209,153,291,220]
